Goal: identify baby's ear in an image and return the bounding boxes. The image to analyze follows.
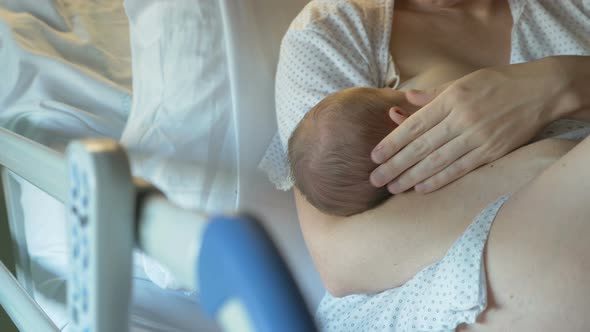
[388,107,407,125]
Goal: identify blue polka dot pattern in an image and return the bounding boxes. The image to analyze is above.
[258,0,590,190]
[509,0,590,64]
[316,196,509,332]
[258,0,394,190]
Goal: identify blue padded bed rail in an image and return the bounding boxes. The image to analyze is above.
[199,215,317,331]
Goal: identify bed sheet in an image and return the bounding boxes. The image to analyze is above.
[0,0,132,146]
[32,268,220,332]
[0,1,220,330]
[0,0,135,286]
[17,177,223,332]
[121,0,326,309]
[29,261,220,331]
[219,0,326,309]
[1,0,326,329]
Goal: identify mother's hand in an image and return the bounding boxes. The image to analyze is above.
[370,58,571,194]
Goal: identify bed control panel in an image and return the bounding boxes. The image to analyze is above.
[66,140,135,332]
[69,161,90,329]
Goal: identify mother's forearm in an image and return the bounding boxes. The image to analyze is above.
[545,56,590,122]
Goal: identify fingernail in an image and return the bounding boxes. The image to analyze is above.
[388,181,401,194]
[415,183,427,193]
[371,147,384,163]
[370,170,385,187]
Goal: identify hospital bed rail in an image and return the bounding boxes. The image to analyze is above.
[0,127,316,332]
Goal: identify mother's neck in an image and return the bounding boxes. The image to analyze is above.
[399,0,499,16]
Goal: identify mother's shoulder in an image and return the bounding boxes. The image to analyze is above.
[289,0,393,33]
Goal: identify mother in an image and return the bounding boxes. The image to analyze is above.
[259,0,590,330]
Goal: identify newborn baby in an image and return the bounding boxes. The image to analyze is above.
[288,87,414,216]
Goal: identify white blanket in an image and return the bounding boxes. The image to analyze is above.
[0,0,131,147]
[121,0,326,310]
[0,1,327,330]
[0,1,219,330]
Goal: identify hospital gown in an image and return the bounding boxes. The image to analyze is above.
[258,0,590,330]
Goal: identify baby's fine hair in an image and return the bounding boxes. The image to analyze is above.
[288,87,398,216]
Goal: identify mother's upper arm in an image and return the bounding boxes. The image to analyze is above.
[293,187,362,297]
[293,187,448,297]
[291,139,567,297]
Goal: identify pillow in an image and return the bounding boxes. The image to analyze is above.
[121,0,238,214]
[219,0,327,309]
[122,0,326,308]
[0,1,135,325]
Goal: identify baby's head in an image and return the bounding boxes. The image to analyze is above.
[288,87,407,216]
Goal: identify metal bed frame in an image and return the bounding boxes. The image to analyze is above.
[0,127,316,332]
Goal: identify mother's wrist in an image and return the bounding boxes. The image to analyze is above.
[545,56,590,121]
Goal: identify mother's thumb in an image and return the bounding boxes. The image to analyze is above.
[406,88,439,106]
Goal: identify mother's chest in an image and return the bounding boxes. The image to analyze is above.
[390,10,512,88]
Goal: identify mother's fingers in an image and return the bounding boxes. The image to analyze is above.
[415,147,489,193]
[371,102,448,165]
[370,119,456,188]
[386,136,475,194]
